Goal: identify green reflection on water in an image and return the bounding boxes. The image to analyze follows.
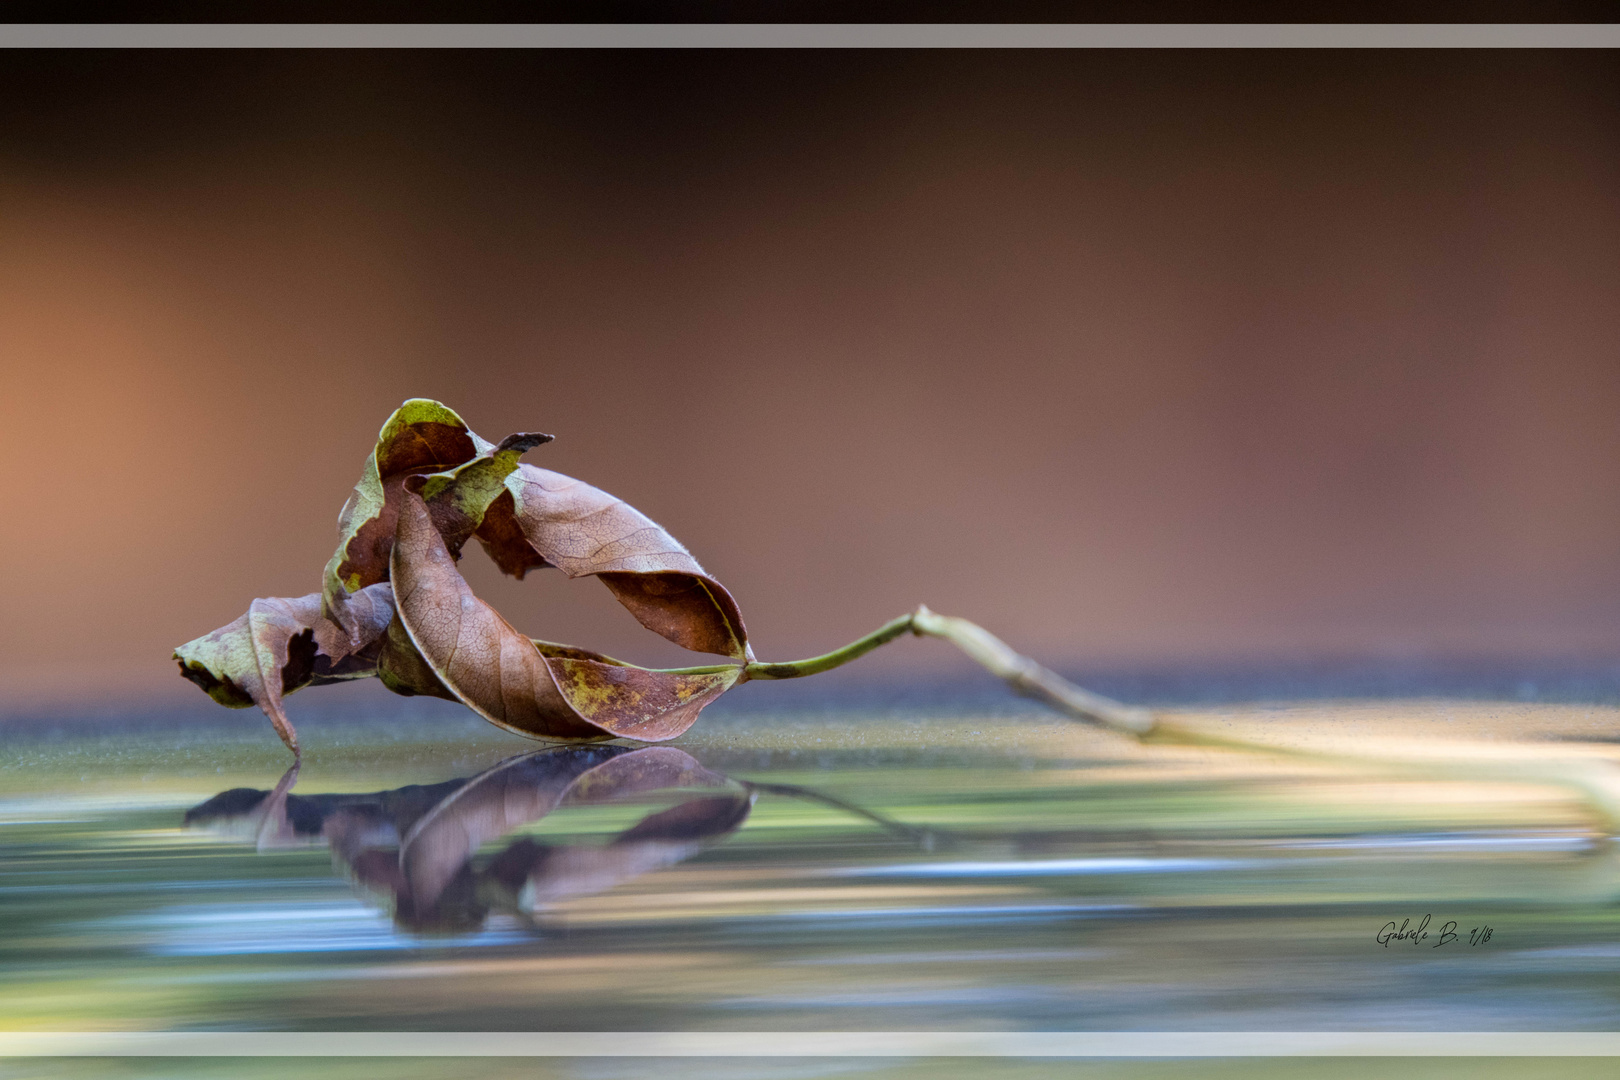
[2,703,1618,1078]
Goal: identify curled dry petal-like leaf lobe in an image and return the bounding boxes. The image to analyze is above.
[480,464,749,659]
[322,398,553,638]
[376,610,459,702]
[391,491,740,743]
[174,584,394,754]
[414,433,553,556]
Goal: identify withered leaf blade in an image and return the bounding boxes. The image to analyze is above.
[528,639,632,666]
[173,584,394,755]
[376,611,458,702]
[323,400,550,638]
[379,629,632,701]
[478,464,750,659]
[391,491,607,741]
[392,490,741,743]
[412,431,553,557]
[546,655,739,741]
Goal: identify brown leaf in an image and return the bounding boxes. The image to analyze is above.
[375,610,458,702]
[413,432,553,557]
[173,584,394,754]
[391,489,741,743]
[321,398,552,639]
[183,401,749,753]
[477,464,750,659]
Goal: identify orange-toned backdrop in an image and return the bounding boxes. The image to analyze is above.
[3,50,1618,707]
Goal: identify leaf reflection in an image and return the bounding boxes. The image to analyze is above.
[182,747,927,935]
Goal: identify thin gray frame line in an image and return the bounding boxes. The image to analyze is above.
[4,1031,1620,1056]
[1,23,1619,49]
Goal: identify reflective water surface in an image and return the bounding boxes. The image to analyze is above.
[3,700,1619,1077]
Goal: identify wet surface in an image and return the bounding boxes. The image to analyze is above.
[2,699,1619,1060]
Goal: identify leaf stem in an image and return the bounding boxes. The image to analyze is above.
[741,614,917,681]
[652,606,1156,738]
[906,606,1157,737]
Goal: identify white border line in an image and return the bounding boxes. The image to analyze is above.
[3,1032,1619,1056]
[0,16,1613,1057]
[0,23,1617,49]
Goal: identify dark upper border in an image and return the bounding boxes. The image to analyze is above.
[4,2,1618,24]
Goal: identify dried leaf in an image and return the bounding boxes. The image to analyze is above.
[182,400,755,751]
[321,398,552,639]
[478,464,750,659]
[375,611,458,701]
[173,584,393,754]
[391,490,741,743]
[413,432,552,556]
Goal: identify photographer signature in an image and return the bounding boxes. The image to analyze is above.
[1376,914,1493,948]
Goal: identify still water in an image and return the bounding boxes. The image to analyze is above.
[2,697,1618,1077]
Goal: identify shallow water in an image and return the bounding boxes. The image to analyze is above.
[2,700,1619,1077]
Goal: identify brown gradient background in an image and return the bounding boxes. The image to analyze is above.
[2,49,1619,707]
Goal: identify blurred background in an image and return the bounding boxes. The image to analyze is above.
[3,45,1619,714]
